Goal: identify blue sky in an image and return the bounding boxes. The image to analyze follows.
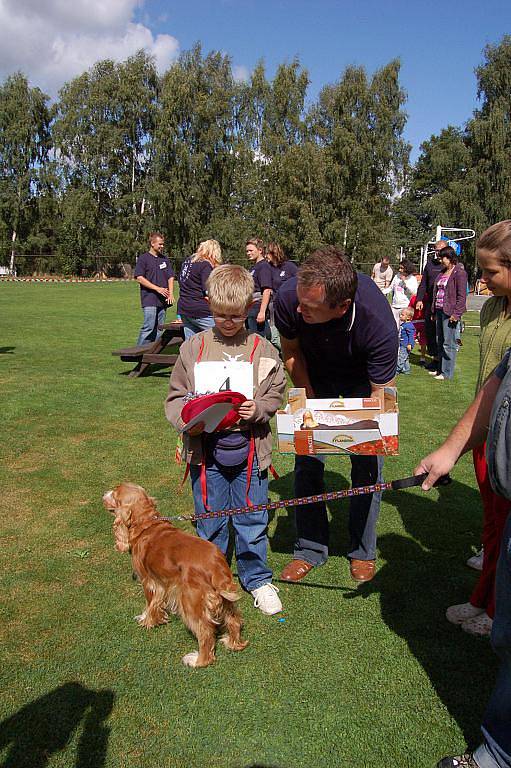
[136,0,511,160]
[1,0,509,162]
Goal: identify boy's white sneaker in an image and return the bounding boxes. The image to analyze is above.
[251,583,282,615]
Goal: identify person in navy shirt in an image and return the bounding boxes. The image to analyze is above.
[178,239,222,339]
[266,241,298,350]
[266,242,299,294]
[134,232,175,345]
[275,246,398,584]
[246,238,272,339]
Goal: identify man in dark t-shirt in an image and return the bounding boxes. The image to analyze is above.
[134,232,175,345]
[275,246,398,584]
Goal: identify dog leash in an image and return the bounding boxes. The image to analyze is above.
[159,472,449,523]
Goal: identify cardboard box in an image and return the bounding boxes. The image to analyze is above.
[276,387,399,456]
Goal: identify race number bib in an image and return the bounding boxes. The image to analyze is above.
[194,360,254,399]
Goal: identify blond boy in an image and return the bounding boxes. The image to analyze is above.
[165,265,286,615]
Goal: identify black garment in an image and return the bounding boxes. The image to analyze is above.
[417,255,443,358]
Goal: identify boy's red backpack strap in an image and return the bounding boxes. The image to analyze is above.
[269,464,280,480]
[249,334,260,363]
[200,434,211,512]
[178,461,191,493]
[245,432,256,508]
[196,336,205,363]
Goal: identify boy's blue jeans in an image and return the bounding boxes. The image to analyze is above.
[190,459,272,592]
[396,346,411,374]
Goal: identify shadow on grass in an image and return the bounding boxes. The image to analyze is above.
[0,682,115,768]
[0,346,15,354]
[346,480,496,748]
[269,468,495,746]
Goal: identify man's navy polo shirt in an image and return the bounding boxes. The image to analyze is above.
[274,273,398,397]
[177,259,212,319]
[134,251,174,308]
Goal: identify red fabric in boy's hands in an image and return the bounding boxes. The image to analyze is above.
[181,391,246,432]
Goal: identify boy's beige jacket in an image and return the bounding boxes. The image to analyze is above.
[165,328,286,470]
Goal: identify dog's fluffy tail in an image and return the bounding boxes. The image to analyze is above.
[211,565,241,603]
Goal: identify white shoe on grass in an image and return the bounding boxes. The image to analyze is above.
[446,602,484,625]
[251,583,282,615]
[461,612,493,637]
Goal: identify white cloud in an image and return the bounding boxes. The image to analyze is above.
[0,0,179,95]
[232,64,250,83]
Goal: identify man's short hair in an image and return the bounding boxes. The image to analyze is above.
[206,265,254,312]
[298,246,357,308]
[149,232,164,243]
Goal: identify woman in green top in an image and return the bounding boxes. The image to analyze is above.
[446,221,511,637]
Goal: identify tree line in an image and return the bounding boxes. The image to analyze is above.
[1,37,510,276]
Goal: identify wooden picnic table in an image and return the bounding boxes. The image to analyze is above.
[112,321,185,377]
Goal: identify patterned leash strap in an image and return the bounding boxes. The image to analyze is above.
[160,472,444,523]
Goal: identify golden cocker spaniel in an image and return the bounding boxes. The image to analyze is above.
[103,483,248,668]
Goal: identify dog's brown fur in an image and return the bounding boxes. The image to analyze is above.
[103,482,248,667]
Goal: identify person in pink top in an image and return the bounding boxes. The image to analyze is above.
[430,246,467,381]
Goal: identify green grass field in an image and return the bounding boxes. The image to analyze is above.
[0,282,496,768]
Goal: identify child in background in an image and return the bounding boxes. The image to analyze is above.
[165,264,286,615]
[408,294,427,365]
[396,307,416,375]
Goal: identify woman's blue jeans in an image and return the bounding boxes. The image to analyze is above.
[190,459,272,592]
[136,306,166,345]
[181,314,215,340]
[435,309,459,380]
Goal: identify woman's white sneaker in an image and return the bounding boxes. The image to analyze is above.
[251,584,282,615]
[446,602,485,625]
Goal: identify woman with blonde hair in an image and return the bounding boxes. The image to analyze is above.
[178,239,222,339]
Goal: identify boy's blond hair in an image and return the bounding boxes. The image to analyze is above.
[400,307,414,321]
[206,264,254,312]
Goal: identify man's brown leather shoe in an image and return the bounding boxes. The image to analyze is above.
[350,559,376,582]
[280,559,314,582]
